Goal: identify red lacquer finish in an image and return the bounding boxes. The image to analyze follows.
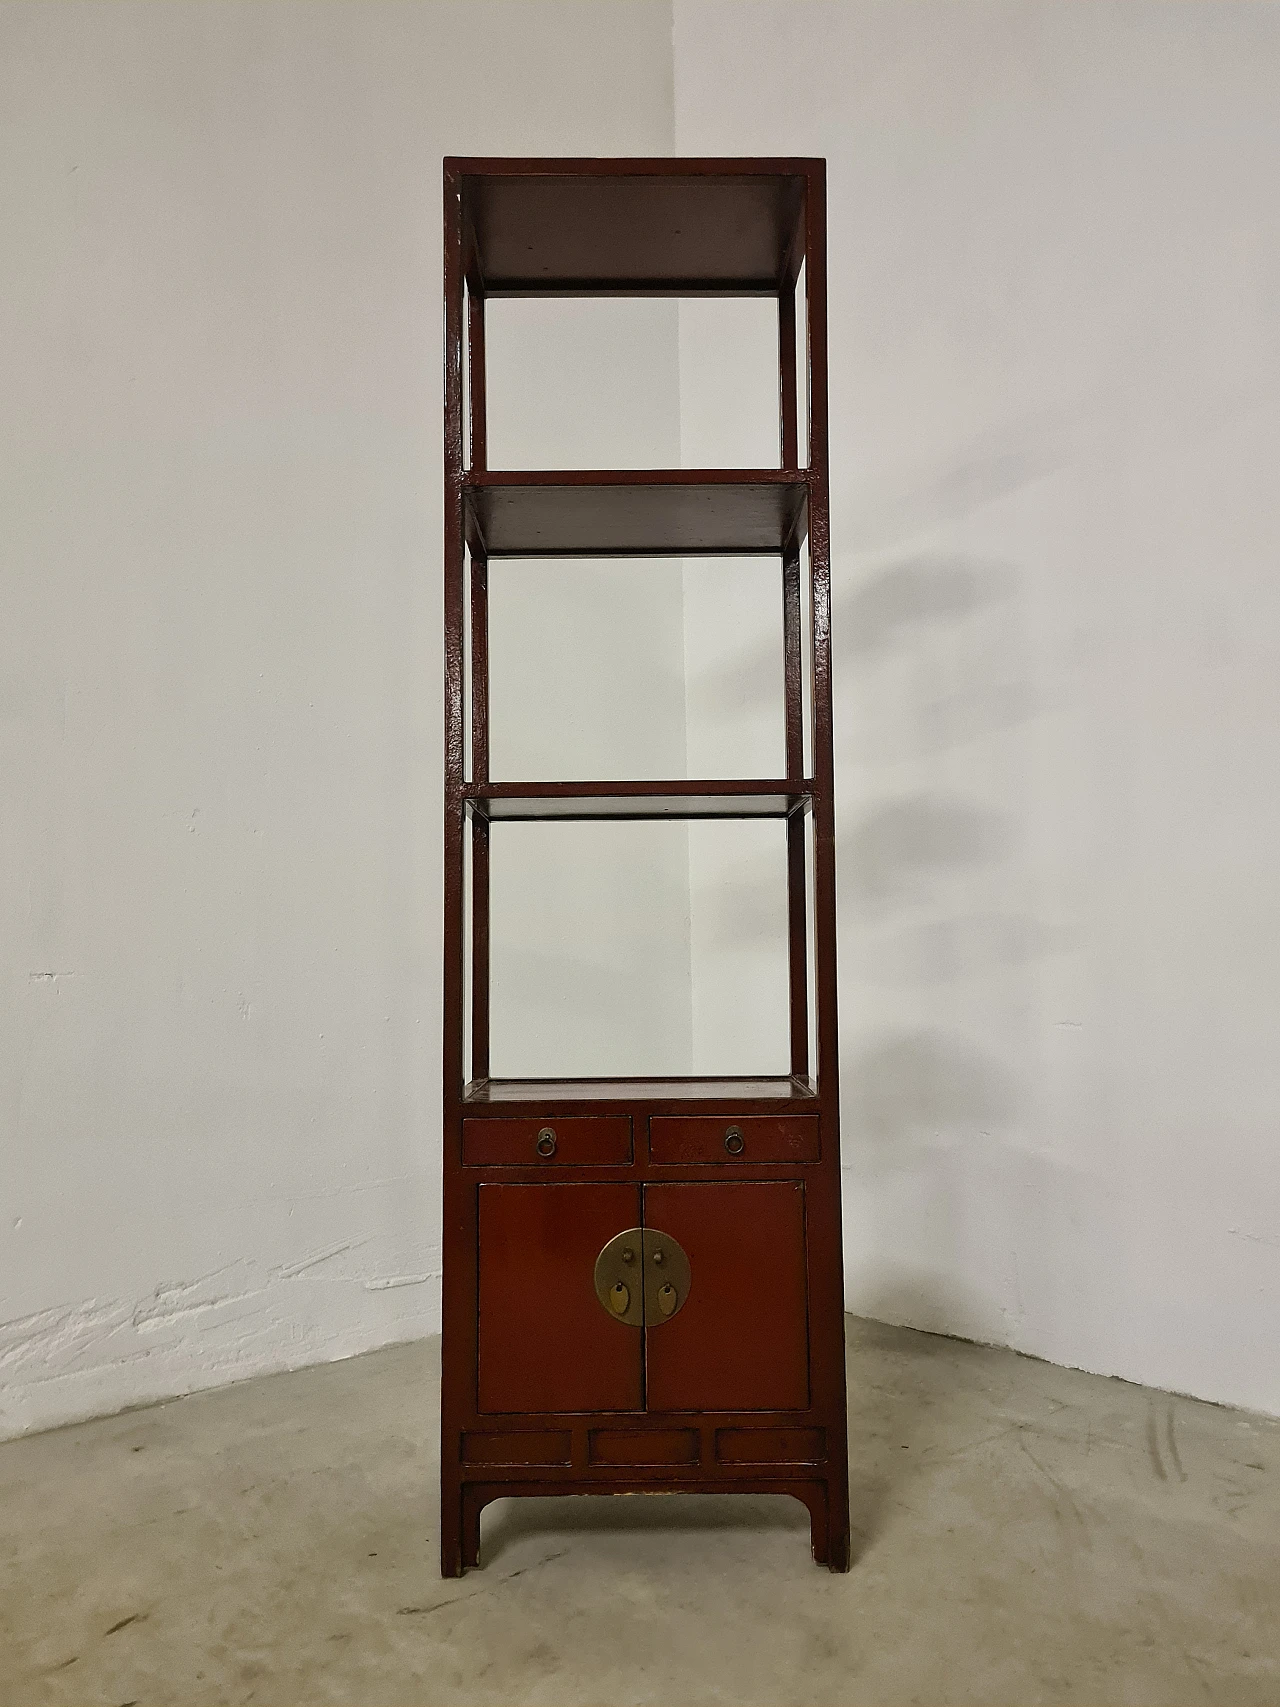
[440,158,849,1577]
[477,1183,642,1415]
[648,1113,821,1166]
[462,1116,632,1167]
[643,1182,810,1414]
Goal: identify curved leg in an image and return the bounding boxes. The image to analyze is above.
[787,1483,830,1566]
[461,1484,486,1570]
[440,1474,463,1579]
[826,1466,852,1573]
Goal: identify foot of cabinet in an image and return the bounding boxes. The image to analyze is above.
[440,1475,851,1576]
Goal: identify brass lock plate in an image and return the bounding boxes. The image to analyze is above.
[641,1227,691,1324]
[593,1227,691,1327]
[593,1229,644,1326]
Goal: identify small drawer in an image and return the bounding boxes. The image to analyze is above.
[648,1114,820,1165]
[462,1116,632,1167]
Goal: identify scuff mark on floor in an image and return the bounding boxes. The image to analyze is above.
[1147,1409,1169,1481]
[104,1612,146,1637]
[1166,1406,1189,1483]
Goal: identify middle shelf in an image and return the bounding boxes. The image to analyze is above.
[463,780,814,822]
[464,470,810,557]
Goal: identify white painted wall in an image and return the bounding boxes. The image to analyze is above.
[675,0,1280,1414]
[0,0,682,1438]
[483,298,691,1078]
[678,299,795,1077]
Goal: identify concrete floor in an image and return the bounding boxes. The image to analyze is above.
[1,1321,1277,1707]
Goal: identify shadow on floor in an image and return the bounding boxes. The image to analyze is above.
[480,1488,810,1568]
[845,1312,955,1561]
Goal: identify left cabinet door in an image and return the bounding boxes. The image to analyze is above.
[478,1183,642,1414]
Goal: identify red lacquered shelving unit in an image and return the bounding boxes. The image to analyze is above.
[440,157,849,1575]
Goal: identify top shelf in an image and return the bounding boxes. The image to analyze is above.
[451,157,814,295]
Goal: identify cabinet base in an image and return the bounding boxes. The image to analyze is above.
[440,1474,851,1577]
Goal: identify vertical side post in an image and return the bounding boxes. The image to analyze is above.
[470,554,490,1080]
[780,266,808,1078]
[804,160,850,1571]
[805,164,837,1110]
[442,173,466,1155]
[783,537,808,1079]
[467,288,490,1081]
[467,284,487,474]
[440,162,467,1580]
[779,283,799,473]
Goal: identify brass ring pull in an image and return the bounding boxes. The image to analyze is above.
[724,1125,745,1156]
[535,1127,557,1158]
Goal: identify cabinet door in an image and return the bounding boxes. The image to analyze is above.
[643,1182,809,1413]
[478,1183,642,1414]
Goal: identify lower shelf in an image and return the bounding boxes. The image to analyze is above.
[463,1074,817,1106]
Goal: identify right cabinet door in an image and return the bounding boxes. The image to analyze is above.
[643,1182,809,1413]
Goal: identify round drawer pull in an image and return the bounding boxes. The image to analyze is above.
[724,1126,745,1156]
[535,1127,557,1158]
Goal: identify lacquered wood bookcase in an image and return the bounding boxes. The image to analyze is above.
[441,158,849,1575]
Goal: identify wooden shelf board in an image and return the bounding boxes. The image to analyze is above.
[465,471,808,557]
[464,1076,819,1107]
[465,781,813,823]
[454,159,811,293]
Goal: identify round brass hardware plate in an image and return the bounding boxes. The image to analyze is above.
[535,1127,557,1158]
[724,1125,745,1156]
[593,1228,691,1326]
[642,1229,690,1322]
[594,1230,645,1326]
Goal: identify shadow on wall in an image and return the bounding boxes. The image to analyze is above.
[845,793,1013,909]
[841,551,1019,656]
[849,1025,1019,1146]
[846,1025,1028,1348]
[833,545,1074,1354]
[834,550,1039,760]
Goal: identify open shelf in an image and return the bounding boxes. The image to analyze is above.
[456,158,810,294]
[464,471,808,557]
[464,1075,818,1109]
[465,780,813,822]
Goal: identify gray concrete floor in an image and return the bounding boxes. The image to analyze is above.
[1,1320,1277,1707]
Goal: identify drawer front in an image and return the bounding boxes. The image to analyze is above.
[462,1116,632,1167]
[648,1114,820,1166]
